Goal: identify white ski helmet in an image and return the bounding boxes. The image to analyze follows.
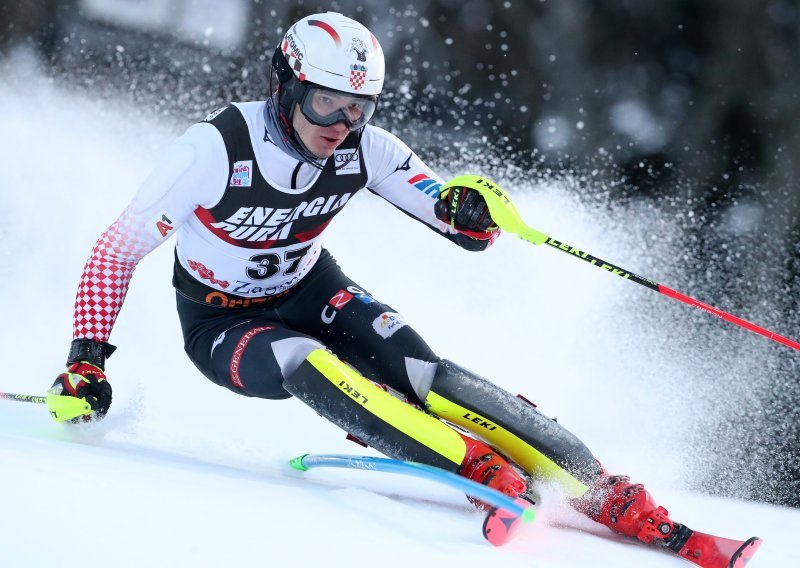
[276,12,385,96]
[272,13,385,137]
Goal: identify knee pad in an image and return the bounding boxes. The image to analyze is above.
[271,336,325,378]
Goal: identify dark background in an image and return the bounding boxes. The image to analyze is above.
[2,0,798,506]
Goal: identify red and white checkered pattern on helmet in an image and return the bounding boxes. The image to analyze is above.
[349,66,367,90]
[282,39,306,83]
[73,207,157,341]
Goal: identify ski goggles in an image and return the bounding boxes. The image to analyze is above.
[298,86,378,131]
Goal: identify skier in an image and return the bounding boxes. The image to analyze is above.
[50,11,687,554]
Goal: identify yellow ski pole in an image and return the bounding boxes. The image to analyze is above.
[1,390,93,421]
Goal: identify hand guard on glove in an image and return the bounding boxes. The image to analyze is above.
[49,362,112,422]
[435,184,499,240]
[48,339,116,423]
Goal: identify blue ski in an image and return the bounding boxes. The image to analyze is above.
[289,453,536,546]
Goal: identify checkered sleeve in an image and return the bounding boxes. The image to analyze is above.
[70,121,229,343]
[72,206,159,342]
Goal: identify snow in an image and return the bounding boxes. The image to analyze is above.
[1,50,798,567]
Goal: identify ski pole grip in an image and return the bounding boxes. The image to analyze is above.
[441,174,550,245]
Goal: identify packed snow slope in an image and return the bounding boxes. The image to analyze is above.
[1,51,798,567]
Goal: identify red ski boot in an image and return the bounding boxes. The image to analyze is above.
[457,433,527,509]
[575,473,677,544]
[574,472,763,567]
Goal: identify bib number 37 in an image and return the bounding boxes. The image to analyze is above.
[247,244,313,280]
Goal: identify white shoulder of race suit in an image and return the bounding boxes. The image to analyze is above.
[72,101,457,340]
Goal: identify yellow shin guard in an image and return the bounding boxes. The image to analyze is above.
[283,349,467,471]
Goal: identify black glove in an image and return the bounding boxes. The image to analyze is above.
[435,185,498,233]
[47,339,116,423]
[49,362,112,422]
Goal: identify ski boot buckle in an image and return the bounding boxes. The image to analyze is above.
[638,506,674,544]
